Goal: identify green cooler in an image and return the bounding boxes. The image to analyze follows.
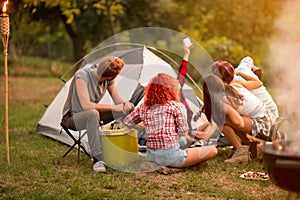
[100,126,138,168]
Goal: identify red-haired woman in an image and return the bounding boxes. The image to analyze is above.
[123,73,218,169]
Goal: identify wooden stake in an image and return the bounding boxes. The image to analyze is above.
[2,34,10,166]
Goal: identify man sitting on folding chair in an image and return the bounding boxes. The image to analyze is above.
[61,56,134,172]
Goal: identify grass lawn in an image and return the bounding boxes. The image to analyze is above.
[0,74,292,200]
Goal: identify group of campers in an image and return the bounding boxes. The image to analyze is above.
[62,42,282,173]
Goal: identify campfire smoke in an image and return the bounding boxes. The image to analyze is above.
[268,0,300,140]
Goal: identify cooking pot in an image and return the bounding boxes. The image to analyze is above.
[262,140,300,193]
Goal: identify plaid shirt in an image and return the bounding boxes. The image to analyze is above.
[123,101,188,149]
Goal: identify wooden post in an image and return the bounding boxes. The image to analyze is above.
[1,11,10,166]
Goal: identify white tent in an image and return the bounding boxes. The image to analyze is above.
[36,44,202,153]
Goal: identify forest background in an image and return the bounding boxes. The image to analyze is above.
[0,1,298,199]
[4,0,285,83]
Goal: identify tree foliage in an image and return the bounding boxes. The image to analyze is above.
[19,0,125,61]
[7,0,285,67]
[175,0,284,63]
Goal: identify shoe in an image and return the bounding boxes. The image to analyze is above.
[224,145,251,164]
[190,141,204,148]
[138,144,147,152]
[93,161,106,172]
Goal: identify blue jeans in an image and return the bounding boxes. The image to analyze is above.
[146,143,187,168]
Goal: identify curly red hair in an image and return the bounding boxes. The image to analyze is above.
[144,73,180,107]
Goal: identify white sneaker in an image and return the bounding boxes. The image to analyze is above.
[93,161,106,172]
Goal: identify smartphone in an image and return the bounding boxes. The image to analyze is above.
[183,37,192,47]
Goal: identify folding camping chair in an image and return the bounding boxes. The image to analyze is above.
[60,122,90,162]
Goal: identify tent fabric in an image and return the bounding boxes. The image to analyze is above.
[36,45,202,154]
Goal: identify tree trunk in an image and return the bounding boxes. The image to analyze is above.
[106,0,117,44]
[61,15,86,63]
[71,36,85,63]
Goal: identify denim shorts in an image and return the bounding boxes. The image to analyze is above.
[146,143,187,168]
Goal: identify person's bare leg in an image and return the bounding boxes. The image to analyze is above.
[181,146,218,168]
[234,117,266,147]
[236,130,249,144]
[204,121,218,141]
[224,116,253,147]
[222,125,242,149]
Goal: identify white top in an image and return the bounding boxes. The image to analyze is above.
[251,86,279,118]
[234,58,279,118]
[233,86,266,119]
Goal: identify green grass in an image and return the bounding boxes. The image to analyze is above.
[0,55,72,78]
[0,57,292,200]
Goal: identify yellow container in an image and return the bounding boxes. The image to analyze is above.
[100,126,138,169]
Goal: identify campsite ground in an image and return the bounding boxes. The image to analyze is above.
[0,74,291,199]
